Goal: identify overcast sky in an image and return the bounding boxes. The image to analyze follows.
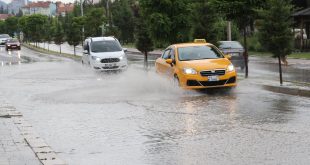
[2,0,75,3]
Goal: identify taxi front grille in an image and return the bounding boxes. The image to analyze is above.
[101,58,120,63]
[186,76,236,87]
[200,69,226,76]
[199,80,227,86]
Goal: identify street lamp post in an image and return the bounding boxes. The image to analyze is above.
[80,0,85,45]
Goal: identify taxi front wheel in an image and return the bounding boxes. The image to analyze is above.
[173,75,180,87]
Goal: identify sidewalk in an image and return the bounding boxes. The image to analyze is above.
[0,100,41,165]
[29,42,163,57]
[0,96,67,165]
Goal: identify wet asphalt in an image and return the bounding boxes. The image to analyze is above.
[0,46,310,165]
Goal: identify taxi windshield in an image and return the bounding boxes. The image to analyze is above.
[90,40,122,53]
[178,45,224,61]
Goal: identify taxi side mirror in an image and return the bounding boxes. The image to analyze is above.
[224,54,232,60]
[166,59,173,64]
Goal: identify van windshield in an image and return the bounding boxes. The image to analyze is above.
[91,40,122,53]
[0,34,10,38]
[219,41,243,49]
[178,45,224,61]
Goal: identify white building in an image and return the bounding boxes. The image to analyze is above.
[22,1,56,16]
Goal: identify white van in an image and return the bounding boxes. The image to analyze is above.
[82,37,128,71]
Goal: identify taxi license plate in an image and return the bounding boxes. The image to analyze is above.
[208,76,219,81]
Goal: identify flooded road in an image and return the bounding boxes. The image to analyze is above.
[0,47,310,165]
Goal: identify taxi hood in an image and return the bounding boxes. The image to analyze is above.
[179,58,231,70]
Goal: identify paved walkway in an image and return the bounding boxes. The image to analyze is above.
[0,99,40,165]
[29,42,163,57]
[0,95,67,165]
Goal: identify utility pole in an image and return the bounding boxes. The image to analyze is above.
[80,0,84,45]
[227,21,232,41]
[106,0,109,25]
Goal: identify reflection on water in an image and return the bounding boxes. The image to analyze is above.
[141,92,239,165]
[0,50,24,67]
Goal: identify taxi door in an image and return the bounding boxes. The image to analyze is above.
[156,48,175,76]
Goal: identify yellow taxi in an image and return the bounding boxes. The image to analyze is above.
[155,39,237,89]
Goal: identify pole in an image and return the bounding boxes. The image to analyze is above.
[106,0,109,31]
[80,0,84,45]
[278,55,283,85]
[227,21,232,41]
[243,27,249,78]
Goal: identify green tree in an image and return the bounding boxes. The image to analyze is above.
[139,0,191,47]
[111,0,135,44]
[25,14,48,44]
[16,9,23,17]
[67,16,84,55]
[84,8,105,37]
[53,21,65,54]
[135,13,154,61]
[43,17,55,51]
[18,16,28,42]
[0,20,5,33]
[257,0,294,85]
[5,16,19,37]
[189,0,223,44]
[213,0,265,78]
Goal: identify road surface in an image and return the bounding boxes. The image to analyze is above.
[0,46,310,165]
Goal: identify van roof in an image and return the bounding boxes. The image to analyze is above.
[88,37,116,42]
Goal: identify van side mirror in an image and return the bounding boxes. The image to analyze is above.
[123,48,128,52]
[83,44,89,51]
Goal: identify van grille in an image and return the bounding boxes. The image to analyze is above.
[200,69,226,76]
[101,58,120,63]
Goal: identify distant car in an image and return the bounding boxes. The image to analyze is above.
[82,36,128,71]
[5,38,21,51]
[0,34,11,45]
[218,41,245,69]
[155,39,237,89]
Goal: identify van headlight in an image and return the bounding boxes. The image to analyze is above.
[227,64,235,72]
[91,56,101,62]
[183,68,197,75]
[119,54,126,60]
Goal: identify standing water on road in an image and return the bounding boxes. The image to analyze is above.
[0,47,310,165]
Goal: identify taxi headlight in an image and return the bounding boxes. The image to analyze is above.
[183,68,197,75]
[227,64,235,72]
[91,56,101,62]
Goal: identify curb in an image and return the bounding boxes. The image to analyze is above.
[0,99,67,165]
[22,43,81,61]
[263,85,310,97]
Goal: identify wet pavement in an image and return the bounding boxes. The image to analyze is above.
[0,46,310,165]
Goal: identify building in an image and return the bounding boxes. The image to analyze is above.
[8,0,28,14]
[56,2,74,17]
[0,14,12,20]
[21,1,56,16]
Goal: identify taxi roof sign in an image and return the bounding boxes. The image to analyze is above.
[194,39,207,43]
